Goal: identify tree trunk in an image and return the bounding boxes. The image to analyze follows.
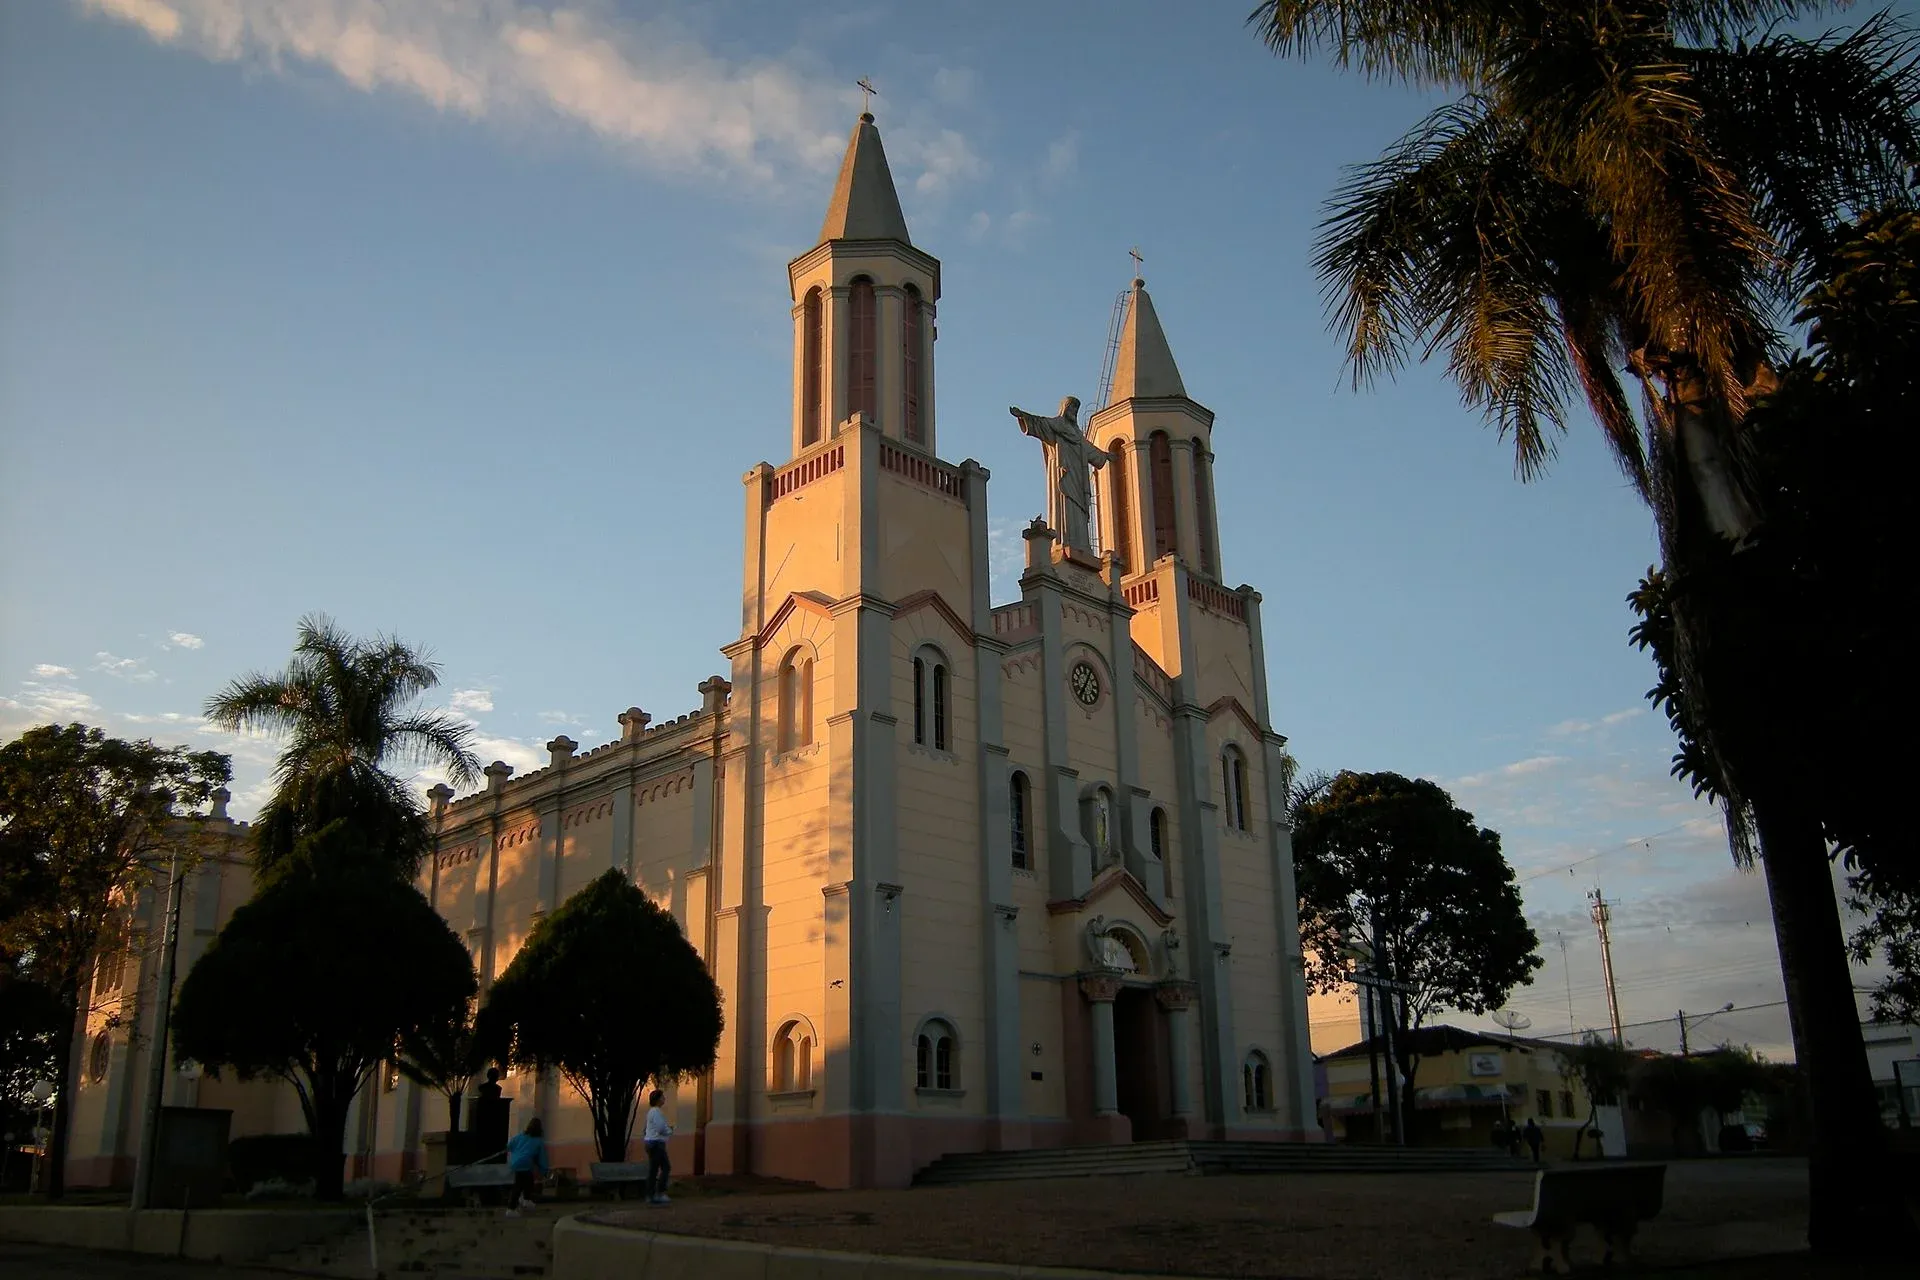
[306,1072,356,1201]
[41,991,80,1199]
[1753,796,1912,1255]
[447,1091,461,1136]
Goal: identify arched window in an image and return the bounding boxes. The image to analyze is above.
[1081,786,1113,875]
[912,650,950,751]
[802,287,824,446]
[1192,437,1216,577]
[916,1018,958,1091]
[848,277,877,424]
[1149,806,1166,862]
[778,650,814,753]
[1149,432,1176,560]
[1107,441,1132,567]
[1243,1050,1272,1112]
[773,1020,814,1092]
[1222,746,1250,832]
[87,1032,112,1085]
[903,284,924,444]
[1010,771,1032,870]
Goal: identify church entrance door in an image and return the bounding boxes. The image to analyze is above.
[1112,986,1166,1142]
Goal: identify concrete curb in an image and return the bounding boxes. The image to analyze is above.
[553,1216,1180,1280]
[0,1205,357,1263]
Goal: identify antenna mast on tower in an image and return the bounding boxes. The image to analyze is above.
[1093,248,1144,410]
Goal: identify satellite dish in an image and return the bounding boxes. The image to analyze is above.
[1492,1010,1532,1038]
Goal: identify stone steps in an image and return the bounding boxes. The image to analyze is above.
[913,1140,1535,1185]
[267,1206,557,1279]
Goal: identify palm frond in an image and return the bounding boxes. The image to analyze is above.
[1690,13,1920,294]
[1249,0,1517,86]
[203,672,314,738]
[388,712,482,789]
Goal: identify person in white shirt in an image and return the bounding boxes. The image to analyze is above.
[642,1089,673,1204]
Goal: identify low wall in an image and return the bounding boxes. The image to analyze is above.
[553,1217,1172,1280]
[0,1206,356,1263]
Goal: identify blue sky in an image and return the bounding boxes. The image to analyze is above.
[2,0,1890,1057]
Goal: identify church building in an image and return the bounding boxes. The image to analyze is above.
[61,111,1318,1192]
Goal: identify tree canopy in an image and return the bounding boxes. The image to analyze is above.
[0,723,229,1195]
[172,822,476,1199]
[1292,770,1541,1135]
[203,614,480,879]
[484,870,722,1164]
[1559,1034,1636,1159]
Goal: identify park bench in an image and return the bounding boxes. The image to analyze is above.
[445,1161,515,1207]
[588,1161,651,1199]
[1492,1163,1666,1274]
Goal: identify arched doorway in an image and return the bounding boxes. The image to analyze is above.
[1113,985,1167,1141]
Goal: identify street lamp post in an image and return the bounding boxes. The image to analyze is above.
[131,846,185,1211]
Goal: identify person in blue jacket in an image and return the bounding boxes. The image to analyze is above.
[506,1117,549,1212]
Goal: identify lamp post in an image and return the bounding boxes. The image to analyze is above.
[1343,939,1383,1143]
[131,845,186,1211]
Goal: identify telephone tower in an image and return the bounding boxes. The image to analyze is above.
[1588,887,1624,1043]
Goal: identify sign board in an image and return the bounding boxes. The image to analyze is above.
[1467,1052,1503,1078]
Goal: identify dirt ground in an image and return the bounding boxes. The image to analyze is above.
[588,1158,1821,1279]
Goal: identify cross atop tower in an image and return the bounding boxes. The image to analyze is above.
[856,76,878,117]
[1129,246,1144,283]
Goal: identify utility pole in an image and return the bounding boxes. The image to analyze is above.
[1588,887,1623,1043]
[1558,932,1575,1036]
[1678,1009,1689,1056]
[131,848,185,1210]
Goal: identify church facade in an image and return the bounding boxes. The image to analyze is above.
[61,111,1318,1192]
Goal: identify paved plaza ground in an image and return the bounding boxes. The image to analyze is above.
[591,1158,1822,1279]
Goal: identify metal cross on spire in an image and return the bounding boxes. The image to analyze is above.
[1129,246,1144,280]
[856,77,878,115]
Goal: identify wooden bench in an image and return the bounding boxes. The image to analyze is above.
[588,1161,650,1199]
[1492,1163,1666,1274]
[445,1162,515,1207]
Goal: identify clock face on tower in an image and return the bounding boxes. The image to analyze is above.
[1070,661,1101,706]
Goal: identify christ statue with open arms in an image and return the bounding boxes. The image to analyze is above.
[1010,395,1105,555]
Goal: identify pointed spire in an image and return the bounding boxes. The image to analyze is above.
[819,113,911,245]
[1109,277,1187,401]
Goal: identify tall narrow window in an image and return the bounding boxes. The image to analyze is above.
[1107,441,1132,568]
[1010,771,1031,870]
[1149,432,1176,560]
[932,663,949,751]
[1150,807,1166,861]
[849,277,877,423]
[802,287,824,446]
[778,651,813,753]
[1222,746,1250,831]
[1192,437,1216,577]
[1243,1051,1272,1111]
[917,1019,958,1090]
[903,285,923,444]
[913,656,926,745]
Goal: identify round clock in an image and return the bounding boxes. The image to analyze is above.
[1070,661,1101,706]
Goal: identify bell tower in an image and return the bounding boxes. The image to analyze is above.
[788,113,942,457]
[1086,278,1221,581]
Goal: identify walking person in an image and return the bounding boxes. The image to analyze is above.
[506,1117,549,1215]
[643,1090,673,1205]
[1523,1117,1545,1164]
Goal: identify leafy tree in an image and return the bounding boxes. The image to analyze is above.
[0,724,228,1197]
[1559,1034,1635,1160]
[172,823,476,1200]
[1292,771,1541,1142]
[485,870,722,1165]
[0,961,63,1146]
[1636,1045,1774,1152]
[1849,886,1918,1027]
[204,614,480,880]
[396,999,505,1137]
[1252,2,1920,1248]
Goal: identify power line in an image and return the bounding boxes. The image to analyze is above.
[1515,821,1705,885]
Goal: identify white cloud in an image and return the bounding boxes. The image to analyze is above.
[450,688,494,715]
[965,210,991,241]
[536,710,580,725]
[75,0,963,192]
[92,651,158,682]
[166,631,205,650]
[1600,707,1644,727]
[907,128,987,197]
[33,664,75,678]
[929,66,978,107]
[0,681,101,724]
[1043,131,1078,183]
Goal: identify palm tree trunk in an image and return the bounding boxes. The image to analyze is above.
[1752,795,1911,1254]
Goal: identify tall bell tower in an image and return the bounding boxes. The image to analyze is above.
[787,112,942,457]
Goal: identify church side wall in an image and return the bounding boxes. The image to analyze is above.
[1208,714,1288,1135]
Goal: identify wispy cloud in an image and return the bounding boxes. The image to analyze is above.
[92,651,158,682]
[1,681,101,724]
[165,631,205,650]
[1043,131,1078,183]
[1547,706,1644,737]
[450,688,494,715]
[33,664,75,678]
[76,0,964,191]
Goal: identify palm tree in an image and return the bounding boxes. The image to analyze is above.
[1251,0,1920,1251]
[205,614,480,879]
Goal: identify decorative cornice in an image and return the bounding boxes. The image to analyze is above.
[892,589,975,645]
[1206,696,1262,737]
[757,591,839,649]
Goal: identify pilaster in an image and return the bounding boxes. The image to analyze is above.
[1171,437,1202,569]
